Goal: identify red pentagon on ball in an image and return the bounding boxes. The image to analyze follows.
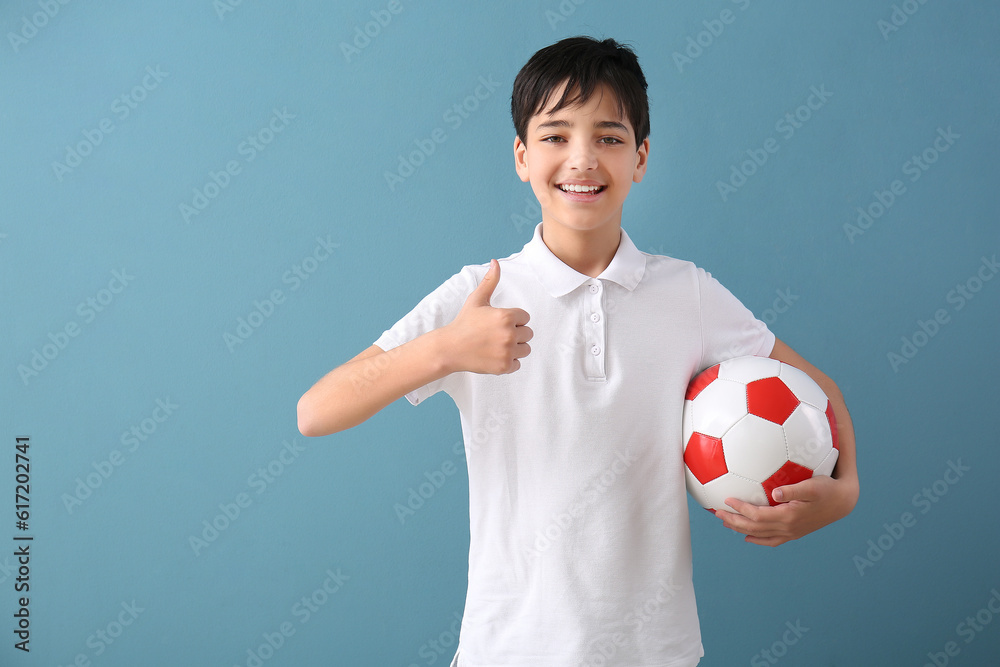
[761,461,813,506]
[746,376,800,425]
[685,364,720,401]
[825,401,839,450]
[684,432,728,485]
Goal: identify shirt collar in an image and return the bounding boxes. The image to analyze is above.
[522,222,646,298]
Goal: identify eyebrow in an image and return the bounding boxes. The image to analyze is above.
[535,119,629,132]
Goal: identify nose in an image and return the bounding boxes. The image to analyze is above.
[566,139,598,171]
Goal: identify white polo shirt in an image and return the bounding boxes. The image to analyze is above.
[374,222,774,667]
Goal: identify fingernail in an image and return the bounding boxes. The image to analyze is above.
[773,488,783,501]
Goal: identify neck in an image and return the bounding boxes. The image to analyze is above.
[540,221,622,278]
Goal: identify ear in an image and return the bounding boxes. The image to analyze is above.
[513,135,530,183]
[632,138,649,184]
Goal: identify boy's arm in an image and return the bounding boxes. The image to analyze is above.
[297,335,447,437]
[297,260,531,437]
[714,337,859,547]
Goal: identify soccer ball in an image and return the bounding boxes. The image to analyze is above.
[682,355,839,512]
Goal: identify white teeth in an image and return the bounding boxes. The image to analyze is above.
[560,184,602,193]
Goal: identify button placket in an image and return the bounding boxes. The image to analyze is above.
[584,280,606,380]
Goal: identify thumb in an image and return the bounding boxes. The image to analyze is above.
[772,477,819,503]
[467,259,500,307]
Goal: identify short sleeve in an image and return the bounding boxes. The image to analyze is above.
[697,267,775,371]
[372,265,480,406]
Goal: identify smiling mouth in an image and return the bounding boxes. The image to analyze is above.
[558,184,606,195]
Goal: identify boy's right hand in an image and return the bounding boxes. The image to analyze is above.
[441,259,532,375]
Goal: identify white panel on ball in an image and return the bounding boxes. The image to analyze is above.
[700,474,769,511]
[722,415,788,481]
[689,379,749,438]
[783,403,834,469]
[778,362,831,410]
[813,447,840,478]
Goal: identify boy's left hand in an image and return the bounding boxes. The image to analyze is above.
[714,474,857,547]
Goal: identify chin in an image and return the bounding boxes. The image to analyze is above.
[548,215,619,232]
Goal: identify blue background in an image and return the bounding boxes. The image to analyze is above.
[2,0,999,665]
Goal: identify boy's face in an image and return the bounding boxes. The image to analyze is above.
[514,81,649,240]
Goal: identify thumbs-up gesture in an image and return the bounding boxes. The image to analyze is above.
[441,260,532,375]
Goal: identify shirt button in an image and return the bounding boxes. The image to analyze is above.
[589,283,599,294]
[591,345,601,355]
[590,312,600,323]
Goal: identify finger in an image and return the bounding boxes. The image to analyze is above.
[466,259,500,307]
[719,511,784,539]
[718,501,785,533]
[723,497,760,520]
[516,325,533,343]
[514,342,531,359]
[744,534,789,547]
[773,477,822,503]
[716,506,757,534]
[507,307,530,326]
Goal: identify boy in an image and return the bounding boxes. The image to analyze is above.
[298,36,858,667]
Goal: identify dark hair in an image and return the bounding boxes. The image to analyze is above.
[511,36,649,147]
